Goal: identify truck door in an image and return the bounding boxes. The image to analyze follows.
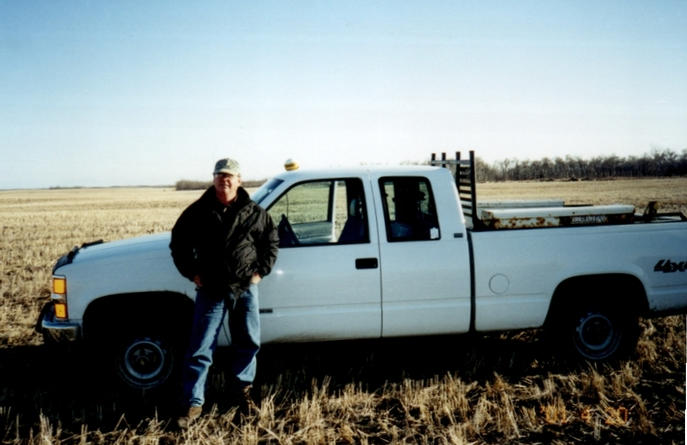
[375,174,472,337]
[257,177,382,342]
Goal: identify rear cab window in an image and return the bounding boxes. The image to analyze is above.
[379,176,440,242]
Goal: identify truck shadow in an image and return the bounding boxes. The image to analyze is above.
[259,331,565,384]
[0,344,146,432]
[0,331,569,434]
[216,330,574,410]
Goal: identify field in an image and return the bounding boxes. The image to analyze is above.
[0,178,685,444]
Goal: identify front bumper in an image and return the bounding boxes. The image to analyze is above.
[36,302,81,343]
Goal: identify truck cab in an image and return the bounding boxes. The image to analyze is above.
[255,167,472,343]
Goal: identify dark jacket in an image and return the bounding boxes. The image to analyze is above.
[170,186,279,294]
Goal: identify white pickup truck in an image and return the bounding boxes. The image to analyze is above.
[37,152,687,390]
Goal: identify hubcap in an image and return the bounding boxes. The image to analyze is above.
[122,338,168,386]
[576,312,614,353]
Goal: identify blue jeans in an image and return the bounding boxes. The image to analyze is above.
[182,284,260,408]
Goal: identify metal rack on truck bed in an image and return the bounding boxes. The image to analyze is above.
[430,151,686,229]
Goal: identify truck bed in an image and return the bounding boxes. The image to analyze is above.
[431,151,686,230]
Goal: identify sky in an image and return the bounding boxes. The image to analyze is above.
[1,1,686,189]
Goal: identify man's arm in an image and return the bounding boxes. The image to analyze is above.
[254,210,279,279]
[170,209,200,283]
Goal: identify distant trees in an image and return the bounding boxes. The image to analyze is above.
[474,148,687,182]
[175,180,212,190]
[177,149,686,190]
[175,179,266,190]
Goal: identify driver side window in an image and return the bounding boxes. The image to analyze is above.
[268,178,369,247]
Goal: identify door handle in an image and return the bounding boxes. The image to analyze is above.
[355,258,378,269]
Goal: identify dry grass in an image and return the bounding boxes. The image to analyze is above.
[0,178,685,444]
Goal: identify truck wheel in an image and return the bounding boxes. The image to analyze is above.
[114,332,180,390]
[566,303,638,361]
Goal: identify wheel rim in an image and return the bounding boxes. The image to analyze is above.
[574,312,618,359]
[120,337,172,389]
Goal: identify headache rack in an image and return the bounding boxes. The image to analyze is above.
[431,151,483,229]
[430,151,686,230]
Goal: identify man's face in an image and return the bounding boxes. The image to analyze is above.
[213,172,241,204]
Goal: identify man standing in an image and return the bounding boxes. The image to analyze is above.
[170,158,279,426]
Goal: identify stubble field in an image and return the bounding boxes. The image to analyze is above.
[0,177,685,444]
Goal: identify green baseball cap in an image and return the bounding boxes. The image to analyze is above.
[213,158,241,176]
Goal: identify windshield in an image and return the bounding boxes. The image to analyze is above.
[251,178,284,206]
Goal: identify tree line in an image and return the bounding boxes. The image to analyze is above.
[177,148,686,190]
[472,148,687,182]
[175,179,266,190]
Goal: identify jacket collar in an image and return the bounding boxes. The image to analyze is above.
[200,186,251,210]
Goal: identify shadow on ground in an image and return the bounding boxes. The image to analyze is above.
[0,330,573,435]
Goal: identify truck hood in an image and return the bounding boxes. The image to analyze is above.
[54,232,195,318]
[60,233,172,269]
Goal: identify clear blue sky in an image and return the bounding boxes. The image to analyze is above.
[2,1,686,189]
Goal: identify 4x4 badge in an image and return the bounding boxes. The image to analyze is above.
[654,259,686,273]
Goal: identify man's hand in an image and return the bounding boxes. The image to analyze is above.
[250,273,262,284]
[193,275,202,287]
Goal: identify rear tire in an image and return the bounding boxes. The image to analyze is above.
[562,301,639,361]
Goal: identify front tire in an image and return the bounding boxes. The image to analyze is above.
[115,334,177,390]
[108,323,190,395]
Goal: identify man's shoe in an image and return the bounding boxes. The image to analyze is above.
[176,405,202,429]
